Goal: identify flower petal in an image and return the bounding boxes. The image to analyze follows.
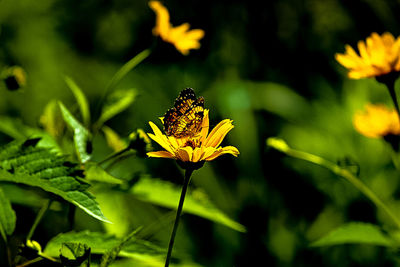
[204,146,240,161]
[199,109,210,144]
[147,150,175,159]
[204,119,234,148]
[176,146,193,162]
[192,147,203,162]
[148,121,176,153]
[149,1,171,38]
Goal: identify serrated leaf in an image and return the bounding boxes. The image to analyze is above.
[85,162,123,185]
[0,186,16,241]
[97,89,138,127]
[44,231,166,263]
[130,177,246,232]
[59,102,92,163]
[0,139,109,223]
[310,222,396,247]
[65,76,91,127]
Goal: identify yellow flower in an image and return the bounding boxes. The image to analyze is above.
[353,104,400,138]
[147,109,239,162]
[335,32,400,79]
[149,1,205,55]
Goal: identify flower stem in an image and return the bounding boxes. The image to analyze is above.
[164,168,194,267]
[267,138,400,229]
[98,147,131,166]
[386,80,400,121]
[26,200,51,242]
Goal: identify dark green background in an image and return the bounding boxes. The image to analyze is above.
[1,0,400,266]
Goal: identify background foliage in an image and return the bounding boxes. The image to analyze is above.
[1,0,400,266]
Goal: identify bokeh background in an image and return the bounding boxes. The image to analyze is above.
[1,0,400,266]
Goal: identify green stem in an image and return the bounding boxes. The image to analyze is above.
[267,138,400,229]
[16,257,43,267]
[165,168,194,267]
[26,200,51,241]
[386,80,400,121]
[98,147,131,166]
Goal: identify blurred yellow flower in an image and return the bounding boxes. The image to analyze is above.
[147,109,239,162]
[335,32,400,79]
[149,1,205,55]
[353,104,400,138]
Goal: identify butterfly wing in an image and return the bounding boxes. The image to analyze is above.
[163,88,205,138]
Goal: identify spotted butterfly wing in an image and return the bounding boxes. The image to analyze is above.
[163,88,205,138]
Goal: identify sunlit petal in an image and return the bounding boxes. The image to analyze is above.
[204,119,235,147]
[336,32,400,79]
[353,104,400,138]
[147,151,175,159]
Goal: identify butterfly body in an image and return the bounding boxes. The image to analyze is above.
[163,88,205,138]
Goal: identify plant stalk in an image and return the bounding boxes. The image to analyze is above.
[26,200,51,241]
[164,168,194,267]
[386,80,400,121]
[268,138,400,229]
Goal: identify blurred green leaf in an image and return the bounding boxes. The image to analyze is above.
[85,162,124,185]
[102,125,127,152]
[39,100,65,139]
[44,231,166,263]
[1,183,62,210]
[97,89,138,127]
[65,76,91,127]
[60,242,91,267]
[106,49,150,91]
[0,138,109,223]
[310,222,396,247]
[0,186,16,241]
[59,102,92,163]
[249,81,310,121]
[131,177,246,232]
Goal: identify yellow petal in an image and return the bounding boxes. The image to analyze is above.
[147,151,175,159]
[176,146,193,162]
[205,146,240,161]
[204,119,234,148]
[149,1,171,38]
[192,147,203,162]
[148,122,176,153]
[199,109,210,144]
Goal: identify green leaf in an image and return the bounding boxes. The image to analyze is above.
[102,125,127,152]
[97,89,138,127]
[60,242,91,267]
[0,115,60,151]
[39,100,65,139]
[65,76,91,127]
[0,138,109,223]
[106,49,150,91]
[44,231,166,263]
[85,162,123,185]
[59,102,92,163]
[0,115,28,139]
[0,186,16,241]
[130,177,246,232]
[310,222,396,247]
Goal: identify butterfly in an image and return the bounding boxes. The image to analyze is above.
[163,88,205,138]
